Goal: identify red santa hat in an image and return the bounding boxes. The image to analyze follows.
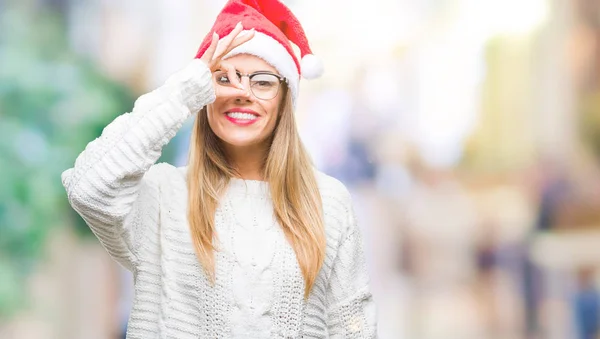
[195,0,323,107]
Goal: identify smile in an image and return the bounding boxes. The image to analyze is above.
[224,111,259,126]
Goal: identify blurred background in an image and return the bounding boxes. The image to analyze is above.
[2,0,600,338]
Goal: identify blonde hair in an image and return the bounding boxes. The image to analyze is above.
[186,87,326,299]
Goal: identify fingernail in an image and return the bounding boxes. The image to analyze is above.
[213,32,218,39]
[237,21,242,28]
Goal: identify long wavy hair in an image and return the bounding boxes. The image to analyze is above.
[186,86,325,299]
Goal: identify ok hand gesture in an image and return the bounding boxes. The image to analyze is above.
[200,22,255,90]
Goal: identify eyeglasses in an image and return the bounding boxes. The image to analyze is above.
[213,70,287,100]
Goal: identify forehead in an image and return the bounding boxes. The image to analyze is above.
[223,54,279,74]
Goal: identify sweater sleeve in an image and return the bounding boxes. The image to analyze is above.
[61,59,215,271]
[326,193,378,338]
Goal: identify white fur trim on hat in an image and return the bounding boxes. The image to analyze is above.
[222,31,300,107]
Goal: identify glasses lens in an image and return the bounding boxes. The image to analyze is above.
[250,73,280,100]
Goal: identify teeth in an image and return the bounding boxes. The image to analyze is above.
[226,112,258,120]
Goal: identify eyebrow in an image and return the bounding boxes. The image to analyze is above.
[215,69,284,80]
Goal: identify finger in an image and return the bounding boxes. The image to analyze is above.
[213,22,244,60]
[212,29,255,65]
[220,61,246,91]
[201,32,219,66]
[226,28,255,54]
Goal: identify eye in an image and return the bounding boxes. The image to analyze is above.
[216,74,230,84]
[251,74,278,88]
[255,80,275,88]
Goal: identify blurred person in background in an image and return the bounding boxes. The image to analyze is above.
[60,0,377,338]
[573,267,600,339]
[523,159,569,338]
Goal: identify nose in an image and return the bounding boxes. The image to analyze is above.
[233,77,253,102]
[234,89,252,103]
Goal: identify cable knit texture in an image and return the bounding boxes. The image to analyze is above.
[61,59,377,338]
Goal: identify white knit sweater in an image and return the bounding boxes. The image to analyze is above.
[61,59,377,338]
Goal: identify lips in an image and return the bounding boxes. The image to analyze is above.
[224,108,260,126]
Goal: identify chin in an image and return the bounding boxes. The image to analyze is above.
[220,134,268,148]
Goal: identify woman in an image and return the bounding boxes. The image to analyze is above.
[62,0,377,337]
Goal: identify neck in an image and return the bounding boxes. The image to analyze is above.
[224,143,269,181]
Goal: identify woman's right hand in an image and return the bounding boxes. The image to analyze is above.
[200,22,255,90]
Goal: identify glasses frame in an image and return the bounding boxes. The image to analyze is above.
[214,70,287,100]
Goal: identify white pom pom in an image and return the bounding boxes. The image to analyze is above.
[301,54,324,79]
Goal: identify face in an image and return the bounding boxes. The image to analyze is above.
[206,54,285,152]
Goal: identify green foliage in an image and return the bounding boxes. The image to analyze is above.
[0,5,135,318]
